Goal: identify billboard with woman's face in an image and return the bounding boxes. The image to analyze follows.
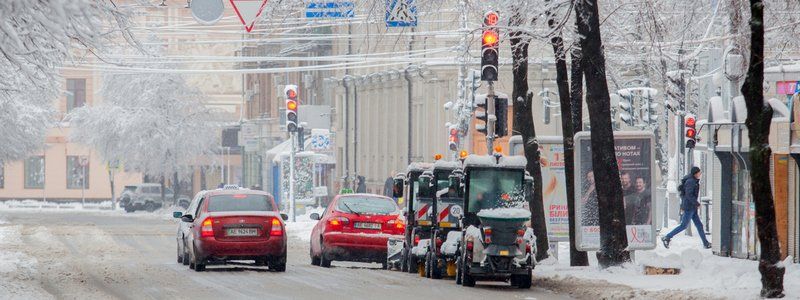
[574,131,656,251]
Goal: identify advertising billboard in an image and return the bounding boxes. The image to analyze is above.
[574,131,657,251]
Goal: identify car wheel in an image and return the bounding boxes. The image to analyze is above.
[400,249,409,272]
[455,256,463,285]
[320,242,332,268]
[461,257,475,287]
[124,204,135,213]
[255,257,267,266]
[381,260,388,270]
[424,252,432,278]
[431,256,443,279]
[269,254,287,272]
[144,202,156,213]
[407,253,418,274]
[177,243,183,263]
[182,251,190,266]
[310,246,321,266]
[192,245,205,272]
[515,270,532,289]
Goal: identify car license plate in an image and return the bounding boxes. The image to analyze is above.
[226,228,258,236]
[499,250,510,256]
[354,222,381,230]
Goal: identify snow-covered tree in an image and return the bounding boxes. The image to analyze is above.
[69,63,220,200]
[0,0,135,161]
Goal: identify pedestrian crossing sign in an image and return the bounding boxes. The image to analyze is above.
[385,0,417,27]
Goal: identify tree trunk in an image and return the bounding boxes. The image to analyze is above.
[173,172,180,206]
[160,176,166,204]
[575,0,630,267]
[200,167,207,190]
[108,168,116,210]
[550,10,588,266]
[741,1,785,297]
[510,11,549,262]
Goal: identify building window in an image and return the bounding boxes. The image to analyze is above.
[24,156,45,189]
[66,78,86,112]
[67,156,90,189]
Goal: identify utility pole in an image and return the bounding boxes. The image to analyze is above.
[486,82,496,152]
[289,132,296,222]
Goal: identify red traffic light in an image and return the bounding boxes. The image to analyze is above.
[286,89,297,99]
[449,128,458,136]
[286,100,297,111]
[482,30,499,47]
[685,128,696,138]
[685,116,696,127]
[484,11,499,26]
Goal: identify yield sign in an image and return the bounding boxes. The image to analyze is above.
[230,0,269,32]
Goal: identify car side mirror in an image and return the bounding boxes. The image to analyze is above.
[172,211,183,219]
[180,215,194,223]
[281,213,289,221]
[309,213,320,221]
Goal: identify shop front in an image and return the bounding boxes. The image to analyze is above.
[706,95,791,260]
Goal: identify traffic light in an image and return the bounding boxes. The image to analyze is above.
[475,94,487,134]
[494,96,508,138]
[684,114,697,149]
[285,85,298,132]
[618,93,634,126]
[448,128,459,151]
[646,102,660,125]
[481,11,499,82]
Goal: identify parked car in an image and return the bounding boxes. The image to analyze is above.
[176,190,208,266]
[123,183,191,213]
[174,189,288,272]
[309,194,405,268]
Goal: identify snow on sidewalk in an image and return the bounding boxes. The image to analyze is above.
[535,233,800,299]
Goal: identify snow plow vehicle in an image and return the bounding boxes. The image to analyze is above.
[386,162,433,273]
[455,153,535,289]
[422,160,463,279]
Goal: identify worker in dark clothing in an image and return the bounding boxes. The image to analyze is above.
[661,167,710,249]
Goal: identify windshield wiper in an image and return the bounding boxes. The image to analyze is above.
[342,202,361,216]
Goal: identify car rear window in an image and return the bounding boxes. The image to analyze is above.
[207,194,275,212]
[337,196,398,215]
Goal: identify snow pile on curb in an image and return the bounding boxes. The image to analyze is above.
[284,207,323,242]
[0,199,115,211]
[535,233,800,299]
[476,207,531,219]
[0,225,53,299]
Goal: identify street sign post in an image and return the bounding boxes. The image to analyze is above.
[230,0,269,32]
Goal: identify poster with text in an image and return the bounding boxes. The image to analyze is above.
[574,132,656,251]
[539,141,569,242]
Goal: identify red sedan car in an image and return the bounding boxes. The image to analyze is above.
[176,189,287,272]
[309,194,405,268]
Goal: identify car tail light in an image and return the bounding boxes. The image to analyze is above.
[270,218,283,236]
[328,217,349,231]
[483,226,492,244]
[466,237,474,251]
[413,234,420,246]
[387,219,405,234]
[201,218,214,237]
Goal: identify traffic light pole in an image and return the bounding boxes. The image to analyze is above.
[289,132,296,222]
[486,81,496,153]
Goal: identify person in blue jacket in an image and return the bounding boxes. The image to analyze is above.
[661,166,711,249]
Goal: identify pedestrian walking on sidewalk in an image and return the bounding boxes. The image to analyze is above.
[661,166,711,249]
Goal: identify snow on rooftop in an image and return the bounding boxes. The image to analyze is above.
[406,162,434,172]
[463,154,527,169]
[476,207,531,219]
[433,160,461,170]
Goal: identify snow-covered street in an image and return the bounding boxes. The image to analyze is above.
[0,209,573,300]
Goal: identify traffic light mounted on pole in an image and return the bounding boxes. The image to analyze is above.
[684,114,697,149]
[475,94,488,135]
[481,11,499,82]
[285,85,299,133]
[448,128,459,151]
[618,93,634,126]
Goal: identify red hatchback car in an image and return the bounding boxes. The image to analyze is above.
[309,194,405,268]
[176,189,288,272]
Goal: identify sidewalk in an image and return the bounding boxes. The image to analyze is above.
[534,232,799,299]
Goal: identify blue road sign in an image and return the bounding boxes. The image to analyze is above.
[306,1,354,19]
[385,0,417,27]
